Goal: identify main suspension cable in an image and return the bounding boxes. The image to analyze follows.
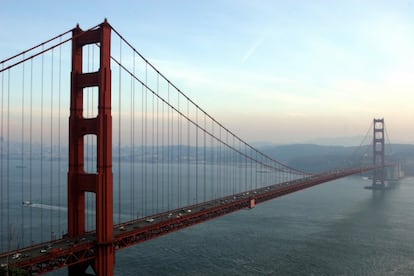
[110,25,307,176]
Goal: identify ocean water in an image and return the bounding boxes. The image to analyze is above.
[113,176,414,276]
[3,160,414,275]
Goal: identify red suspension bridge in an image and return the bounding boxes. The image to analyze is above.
[0,21,399,275]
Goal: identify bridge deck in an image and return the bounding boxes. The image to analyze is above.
[0,166,375,274]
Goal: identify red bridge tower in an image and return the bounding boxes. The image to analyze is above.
[68,20,114,275]
[372,118,385,189]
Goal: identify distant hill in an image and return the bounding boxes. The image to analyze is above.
[258,143,414,175]
[4,139,414,176]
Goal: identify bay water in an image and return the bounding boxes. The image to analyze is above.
[113,176,414,275]
[3,159,414,275]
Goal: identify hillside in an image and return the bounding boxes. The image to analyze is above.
[259,143,414,175]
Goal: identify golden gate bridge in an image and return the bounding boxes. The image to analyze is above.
[0,20,399,275]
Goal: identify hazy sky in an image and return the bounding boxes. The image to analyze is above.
[1,0,414,145]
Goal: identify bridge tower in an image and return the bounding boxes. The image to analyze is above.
[68,20,114,275]
[371,118,385,189]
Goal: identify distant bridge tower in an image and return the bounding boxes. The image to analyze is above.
[68,21,114,275]
[371,118,385,189]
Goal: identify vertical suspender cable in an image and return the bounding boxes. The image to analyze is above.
[254,152,264,189]
[228,133,231,194]
[118,39,122,223]
[223,133,225,195]
[224,130,226,195]
[239,143,242,193]
[195,108,198,203]
[130,51,135,219]
[235,136,238,194]
[141,81,144,218]
[249,149,252,190]
[21,54,25,244]
[255,151,258,189]
[220,128,223,196]
[237,137,239,192]
[237,140,240,194]
[187,100,190,205]
[50,48,54,240]
[29,59,33,244]
[144,63,148,216]
[232,136,236,195]
[225,132,228,195]
[217,128,220,197]
[161,80,165,210]
[151,73,155,212]
[0,63,3,252]
[132,53,136,219]
[40,47,44,242]
[177,93,181,207]
[222,131,225,195]
[229,133,231,194]
[6,69,10,250]
[151,74,155,212]
[226,131,229,195]
[226,132,229,195]
[210,121,214,199]
[233,135,236,192]
[265,159,268,186]
[58,41,62,237]
[156,74,160,213]
[245,145,248,193]
[203,112,206,202]
[218,128,221,197]
[167,83,170,210]
[266,159,269,186]
[216,126,218,198]
[157,76,160,212]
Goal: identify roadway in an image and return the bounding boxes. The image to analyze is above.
[0,165,376,274]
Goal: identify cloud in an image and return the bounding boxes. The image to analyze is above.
[241,36,265,64]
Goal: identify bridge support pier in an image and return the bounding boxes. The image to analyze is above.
[68,20,114,275]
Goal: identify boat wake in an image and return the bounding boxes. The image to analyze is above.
[29,203,68,212]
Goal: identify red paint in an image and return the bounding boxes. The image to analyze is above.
[249,199,255,208]
[68,20,114,275]
[372,118,385,187]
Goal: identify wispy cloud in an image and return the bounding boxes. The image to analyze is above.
[241,36,265,64]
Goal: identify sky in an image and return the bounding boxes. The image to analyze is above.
[1,0,414,145]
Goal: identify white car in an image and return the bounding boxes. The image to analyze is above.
[11,253,22,260]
